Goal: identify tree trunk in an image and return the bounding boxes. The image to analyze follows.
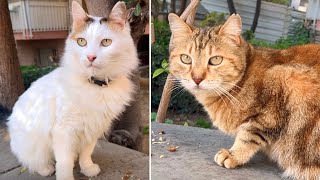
[251,0,261,33]
[177,0,187,16]
[0,0,24,112]
[227,0,237,14]
[151,0,160,19]
[170,0,176,13]
[82,0,148,151]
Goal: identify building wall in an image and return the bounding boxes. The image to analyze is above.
[200,0,306,42]
[16,39,66,66]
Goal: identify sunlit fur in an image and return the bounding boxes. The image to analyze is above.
[169,13,320,179]
[7,2,138,180]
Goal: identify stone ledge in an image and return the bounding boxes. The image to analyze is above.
[151,122,284,180]
[0,139,149,180]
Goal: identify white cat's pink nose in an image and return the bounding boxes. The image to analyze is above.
[87,55,97,62]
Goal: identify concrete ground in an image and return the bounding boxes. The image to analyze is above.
[151,122,285,180]
[0,127,149,180]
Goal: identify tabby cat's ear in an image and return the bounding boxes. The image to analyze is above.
[71,1,88,27]
[218,14,242,44]
[108,1,127,30]
[168,13,192,37]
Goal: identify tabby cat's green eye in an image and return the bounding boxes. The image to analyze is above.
[101,39,112,47]
[77,38,87,47]
[209,56,223,66]
[180,54,192,64]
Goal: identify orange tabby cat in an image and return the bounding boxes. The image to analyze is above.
[168,13,320,179]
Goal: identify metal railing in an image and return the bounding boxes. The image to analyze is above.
[9,0,69,39]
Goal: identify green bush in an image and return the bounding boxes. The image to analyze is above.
[151,112,157,122]
[21,65,57,89]
[263,0,289,5]
[195,118,212,129]
[200,12,226,27]
[249,22,313,49]
[151,20,203,114]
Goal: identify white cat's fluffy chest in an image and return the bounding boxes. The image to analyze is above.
[8,67,134,143]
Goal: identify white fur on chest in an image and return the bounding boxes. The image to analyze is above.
[8,68,134,143]
[56,72,134,142]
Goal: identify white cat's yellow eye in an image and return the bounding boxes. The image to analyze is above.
[77,38,87,47]
[180,54,192,64]
[209,56,223,66]
[101,39,112,47]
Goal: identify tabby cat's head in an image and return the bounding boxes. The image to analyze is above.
[168,13,247,95]
[63,1,138,80]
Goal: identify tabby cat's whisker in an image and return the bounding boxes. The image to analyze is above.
[221,82,243,90]
[215,87,238,107]
[171,87,187,100]
[210,88,228,107]
[218,86,240,107]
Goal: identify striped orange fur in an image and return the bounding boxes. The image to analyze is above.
[168,13,320,179]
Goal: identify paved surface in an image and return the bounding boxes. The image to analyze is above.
[151,122,284,180]
[0,132,149,180]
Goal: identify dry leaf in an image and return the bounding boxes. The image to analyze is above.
[168,146,177,152]
[19,167,27,175]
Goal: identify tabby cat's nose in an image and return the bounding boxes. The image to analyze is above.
[87,55,97,62]
[193,78,204,85]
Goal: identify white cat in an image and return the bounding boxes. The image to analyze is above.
[7,1,139,180]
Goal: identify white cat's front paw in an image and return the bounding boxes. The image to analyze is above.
[37,165,55,176]
[81,164,100,177]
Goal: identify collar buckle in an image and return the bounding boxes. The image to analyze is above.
[89,76,108,87]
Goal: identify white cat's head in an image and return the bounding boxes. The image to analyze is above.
[63,1,138,80]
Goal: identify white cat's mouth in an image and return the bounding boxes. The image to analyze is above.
[87,63,100,69]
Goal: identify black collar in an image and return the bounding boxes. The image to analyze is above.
[88,76,109,86]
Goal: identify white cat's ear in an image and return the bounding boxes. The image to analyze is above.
[72,1,88,23]
[218,14,242,43]
[108,1,127,30]
[168,13,192,37]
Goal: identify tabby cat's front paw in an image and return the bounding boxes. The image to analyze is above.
[214,149,239,169]
[81,164,100,177]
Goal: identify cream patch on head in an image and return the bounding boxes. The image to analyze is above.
[62,1,138,82]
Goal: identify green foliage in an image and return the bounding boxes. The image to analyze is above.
[143,125,149,135]
[152,59,169,78]
[164,118,173,124]
[151,20,203,114]
[21,65,57,89]
[195,118,212,129]
[249,22,312,49]
[123,0,141,16]
[151,112,157,122]
[134,3,142,16]
[263,0,289,5]
[200,12,226,27]
[242,30,255,41]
